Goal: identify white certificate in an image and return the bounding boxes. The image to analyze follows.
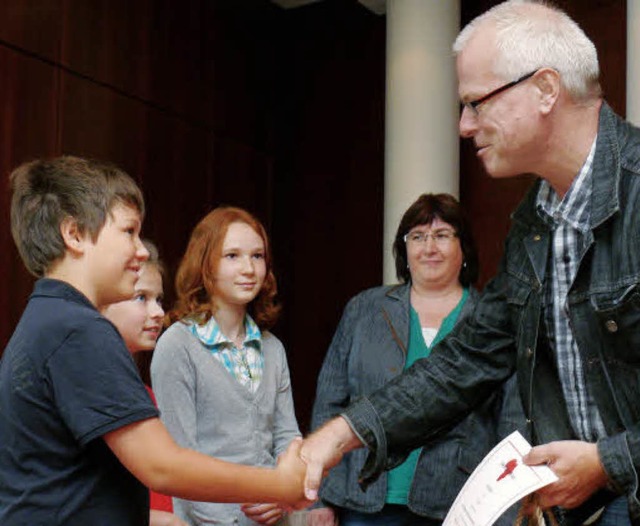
[443,431,558,526]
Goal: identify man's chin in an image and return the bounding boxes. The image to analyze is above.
[483,163,517,179]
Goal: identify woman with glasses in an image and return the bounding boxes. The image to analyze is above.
[308,193,522,526]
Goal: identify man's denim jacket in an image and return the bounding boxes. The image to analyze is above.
[312,284,523,519]
[343,103,640,523]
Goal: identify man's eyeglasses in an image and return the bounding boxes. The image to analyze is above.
[461,70,538,116]
[404,230,458,246]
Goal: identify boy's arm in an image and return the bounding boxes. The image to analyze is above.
[103,417,310,506]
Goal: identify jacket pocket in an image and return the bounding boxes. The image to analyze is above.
[505,274,533,337]
[593,284,640,365]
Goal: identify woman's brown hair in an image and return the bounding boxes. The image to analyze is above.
[392,193,479,286]
[169,206,281,330]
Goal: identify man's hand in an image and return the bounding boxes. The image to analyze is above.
[274,437,314,509]
[523,440,609,509]
[241,503,286,525]
[307,507,338,526]
[299,417,363,501]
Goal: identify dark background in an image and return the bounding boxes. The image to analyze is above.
[0,0,625,431]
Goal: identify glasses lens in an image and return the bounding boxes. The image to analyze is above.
[405,231,456,245]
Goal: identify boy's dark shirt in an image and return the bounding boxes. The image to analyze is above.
[0,278,159,525]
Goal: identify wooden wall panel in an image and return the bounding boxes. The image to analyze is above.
[203,1,281,144]
[210,137,275,224]
[61,0,154,96]
[138,112,215,285]
[0,0,62,61]
[60,73,150,166]
[61,0,206,124]
[0,44,60,351]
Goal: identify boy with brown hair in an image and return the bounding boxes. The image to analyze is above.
[0,156,307,525]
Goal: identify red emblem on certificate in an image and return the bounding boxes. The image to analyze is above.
[497,459,518,481]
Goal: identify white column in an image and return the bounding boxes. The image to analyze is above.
[383,0,461,283]
[628,0,640,125]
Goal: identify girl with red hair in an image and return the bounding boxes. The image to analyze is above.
[152,207,300,526]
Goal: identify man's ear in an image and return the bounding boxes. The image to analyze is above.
[59,216,86,255]
[535,68,560,114]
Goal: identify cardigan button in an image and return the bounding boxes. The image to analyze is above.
[605,320,618,333]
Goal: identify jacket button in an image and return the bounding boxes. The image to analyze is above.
[533,234,541,241]
[605,320,618,333]
[526,347,534,358]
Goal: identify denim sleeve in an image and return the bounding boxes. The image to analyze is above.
[342,272,518,488]
[598,432,640,522]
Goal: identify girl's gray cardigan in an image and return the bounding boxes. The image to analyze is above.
[151,321,300,526]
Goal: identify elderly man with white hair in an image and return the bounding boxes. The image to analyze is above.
[300,2,640,525]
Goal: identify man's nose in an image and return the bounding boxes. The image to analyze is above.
[459,106,478,138]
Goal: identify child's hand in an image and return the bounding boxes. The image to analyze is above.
[241,503,286,525]
[275,437,313,509]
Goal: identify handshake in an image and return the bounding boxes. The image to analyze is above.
[275,416,362,510]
